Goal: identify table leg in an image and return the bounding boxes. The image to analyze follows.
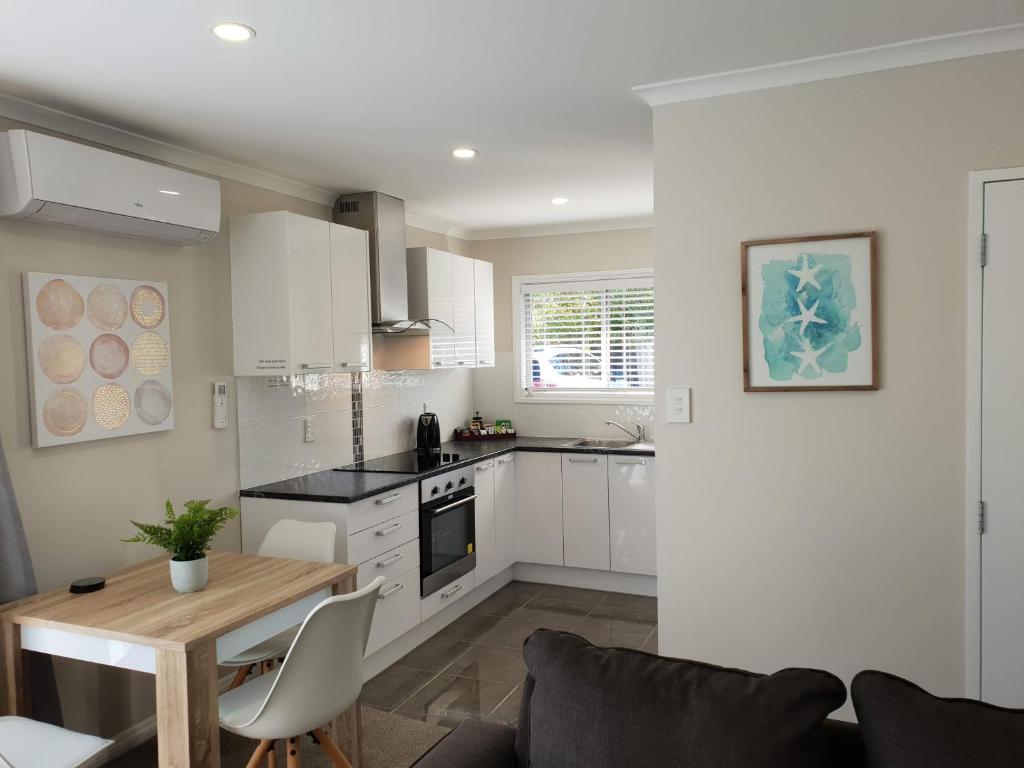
[0,621,25,716]
[327,574,362,767]
[155,640,220,767]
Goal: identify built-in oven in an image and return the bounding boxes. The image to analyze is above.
[420,465,476,597]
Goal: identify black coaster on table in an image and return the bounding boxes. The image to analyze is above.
[69,577,105,594]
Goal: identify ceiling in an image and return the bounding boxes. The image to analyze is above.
[0,1,1020,236]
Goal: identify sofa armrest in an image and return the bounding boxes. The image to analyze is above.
[410,720,519,768]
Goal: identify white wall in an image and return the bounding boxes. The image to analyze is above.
[653,50,1024,716]
[468,228,655,438]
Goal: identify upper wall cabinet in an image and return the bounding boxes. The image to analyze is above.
[474,259,495,368]
[230,211,371,376]
[452,254,477,368]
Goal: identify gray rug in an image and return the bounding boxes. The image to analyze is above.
[106,706,451,767]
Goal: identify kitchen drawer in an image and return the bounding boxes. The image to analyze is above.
[347,509,417,565]
[357,539,420,589]
[420,570,475,622]
[346,484,418,535]
[365,567,420,656]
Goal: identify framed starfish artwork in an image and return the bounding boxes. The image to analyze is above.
[741,232,877,392]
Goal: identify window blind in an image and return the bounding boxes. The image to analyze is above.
[518,273,654,396]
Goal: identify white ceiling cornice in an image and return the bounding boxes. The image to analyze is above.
[404,213,473,241]
[633,23,1024,107]
[462,215,654,241]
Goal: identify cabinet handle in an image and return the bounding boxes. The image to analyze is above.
[337,361,365,368]
[377,552,405,568]
[375,522,403,537]
[375,493,402,505]
[300,363,332,370]
[475,463,493,471]
[441,583,464,599]
[497,456,514,464]
[433,360,443,366]
[568,457,599,463]
[615,458,647,465]
[457,361,467,366]
[479,360,493,365]
[379,583,405,600]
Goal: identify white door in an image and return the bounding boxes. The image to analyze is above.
[286,213,334,374]
[473,460,499,583]
[452,254,477,368]
[562,454,610,571]
[515,452,563,565]
[474,259,495,368]
[981,177,1024,707]
[329,223,372,372]
[494,454,516,571]
[609,456,656,575]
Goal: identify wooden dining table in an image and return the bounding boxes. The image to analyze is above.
[0,551,360,767]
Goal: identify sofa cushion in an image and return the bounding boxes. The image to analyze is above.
[518,630,846,768]
[852,670,1024,767]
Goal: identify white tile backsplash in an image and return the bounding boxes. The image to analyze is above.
[236,356,643,490]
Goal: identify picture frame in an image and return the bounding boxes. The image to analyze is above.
[741,231,878,392]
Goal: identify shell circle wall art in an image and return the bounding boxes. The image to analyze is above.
[23,272,174,447]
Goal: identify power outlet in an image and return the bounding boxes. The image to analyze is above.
[666,387,691,423]
[303,418,315,443]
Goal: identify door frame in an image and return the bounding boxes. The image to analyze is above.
[966,166,1024,700]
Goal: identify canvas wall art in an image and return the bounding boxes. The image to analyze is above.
[24,272,174,447]
[741,232,877,392]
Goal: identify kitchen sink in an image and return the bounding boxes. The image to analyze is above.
[563,438,637,449]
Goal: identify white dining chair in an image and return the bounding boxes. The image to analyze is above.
[223,519,337,689]
[218,575,385,768]
[0,716,111,768]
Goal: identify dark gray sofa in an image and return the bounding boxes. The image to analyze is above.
[413,629,868,768]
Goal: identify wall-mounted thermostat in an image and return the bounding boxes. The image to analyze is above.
[212,381,228,429]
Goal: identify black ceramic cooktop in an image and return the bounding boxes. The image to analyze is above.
[335,450,463,475]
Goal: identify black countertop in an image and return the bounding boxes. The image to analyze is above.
[239,436,655,505]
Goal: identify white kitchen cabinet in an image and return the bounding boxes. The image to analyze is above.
[421,570,475,621]
[365,567,420,656]
[407,247,456,369]
[494,454,516,571]
[609,456,656,575]
[473,459,499,583]
[452,254,477,368]
[562,454,610,570]
[330,222,372,372]
[473,259,495,368]
[231,211,335,376]
[515,452,564,566]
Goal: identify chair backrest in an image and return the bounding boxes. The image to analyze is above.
[236,576,385,737]
[257,519,336,563]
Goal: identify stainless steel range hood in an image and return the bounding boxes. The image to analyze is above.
[334,191,424,333]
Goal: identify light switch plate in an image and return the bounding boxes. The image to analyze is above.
[666,387,691,423]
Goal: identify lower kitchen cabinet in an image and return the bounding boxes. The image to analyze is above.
[609,456,657,576]
[365,567,420,656]
[493,454,516,572]
[515,452,564,566]
[473,459,500,583]
[561,454,610,571]
[421,570,475,622]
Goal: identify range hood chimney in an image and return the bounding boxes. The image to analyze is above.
[333,191,412,329]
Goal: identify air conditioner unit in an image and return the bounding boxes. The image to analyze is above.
[0,129,220,245]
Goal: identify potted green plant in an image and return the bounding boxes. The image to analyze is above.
[123,499,239,593]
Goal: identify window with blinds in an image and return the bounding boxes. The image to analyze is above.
[514,270,654,402]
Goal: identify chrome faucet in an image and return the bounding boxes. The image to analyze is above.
[605,420,645,442]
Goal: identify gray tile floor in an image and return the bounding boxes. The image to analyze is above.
[361,581,658,729]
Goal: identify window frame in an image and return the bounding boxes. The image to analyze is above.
[512,268,655,405]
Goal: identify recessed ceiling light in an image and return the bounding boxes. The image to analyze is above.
[452,148,478,159]
[212,22,256,42]
[551,197,569,205]
[158,190,180,196]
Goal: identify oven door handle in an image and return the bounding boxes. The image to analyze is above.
[429,494,478,514]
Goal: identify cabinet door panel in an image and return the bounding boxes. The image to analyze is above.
[426,249,455,368]
[609,457,656,575]
[562,454,610,571]
[515,452,563,566]
[494,454,516,571]
[287,213,334,372]
[473,460,499,583]
[452,254,476,367]
[473,259,495,367]
[330,223,372,371]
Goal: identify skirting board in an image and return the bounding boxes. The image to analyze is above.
[512,563,657,596]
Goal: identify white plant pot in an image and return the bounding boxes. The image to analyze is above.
[169,557,208,593]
